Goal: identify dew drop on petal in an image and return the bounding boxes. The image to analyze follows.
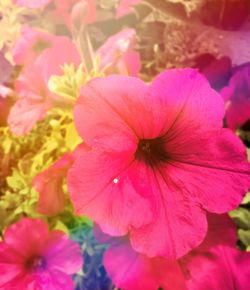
[113,178,119,184]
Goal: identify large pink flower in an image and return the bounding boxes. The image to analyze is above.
[96,28,141,76]
[96,214,250,290]
[33,143,89,216]
[220,63,250,130]
[8,30,80,136]
[68,69,250,259]
[0,218,83,290]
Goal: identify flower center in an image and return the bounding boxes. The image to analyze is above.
[135,137,169,166]
[25,255,47,272]
[32,40,51,53]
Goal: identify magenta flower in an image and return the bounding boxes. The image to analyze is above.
[96,28,141,76]
[0,218,83,290]
[14,0,51,8]
[220,63,250,130]
[181,214,250,290]
[96,214,250,290]
[8,30,80,136]
[68,69,250,259]
[116,0,141,18]
[33,143,89,216]
[95,230,186,290]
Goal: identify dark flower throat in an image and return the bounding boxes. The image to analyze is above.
[25,255,47,272]
[135,137,169,166]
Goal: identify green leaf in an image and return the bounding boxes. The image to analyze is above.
[230,208,250,230]
[238,229,250,247]
[65,122,82,150]
[53,220,69,234]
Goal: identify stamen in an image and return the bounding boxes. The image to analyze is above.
[135,137,169,166]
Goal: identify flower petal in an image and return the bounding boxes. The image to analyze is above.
[150,68,225,134]
[35,269,74,290]
[14,0,51,8]
[0,243,23,287]
[67,150,152,236]
[185,246,250,290]
[103,236,186,290]
[33,153,74,216]
[3,218,49,257]
[128,163,207,258]
[44,231,83,275]
[8,98,50,136]
[165,129,250,213]
[74,75,162,151]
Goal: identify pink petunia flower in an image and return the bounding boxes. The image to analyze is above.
[116,0,141,18]
[0,218,83,290]
[96,28,141,76]
[14,0,51,9]
[96,214,250,290]
[33,153,74,217]
[12,26,54,66]
[33,143,90,216]
[68,69,250,259]
[8,30,81,136]
[220,63,250,130]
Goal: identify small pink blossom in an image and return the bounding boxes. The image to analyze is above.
[9,30,80,136]
[33,153,74,217]
[12,26,54,66]
[96,28,141,76]
[220,63,250,130]
[68,69,250,259]
[33,143,90,216]
[14,0,51,9]
[0,218,83,290]
[116,0,141,18]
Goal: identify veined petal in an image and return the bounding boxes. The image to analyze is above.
[165,129,250,212]
[150,68,225,135]
[67,150,152,236]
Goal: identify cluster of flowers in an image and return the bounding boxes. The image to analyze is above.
[1,0,250,289]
